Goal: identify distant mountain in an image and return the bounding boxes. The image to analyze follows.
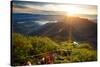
[12,13,97,49]
[12,13,64,22]
[12,13,64,34]
[30,17,97,49]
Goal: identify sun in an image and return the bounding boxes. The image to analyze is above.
[65,6,79,16]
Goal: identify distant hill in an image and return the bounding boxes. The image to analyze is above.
[12,13,97,49]
[30,17,97,49]
[12,13,65,34]
[12,13,64,22]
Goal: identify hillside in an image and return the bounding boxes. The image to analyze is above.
[12,14,97,49]
[31,16,97,49]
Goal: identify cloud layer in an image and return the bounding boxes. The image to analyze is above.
[12,1,97,15]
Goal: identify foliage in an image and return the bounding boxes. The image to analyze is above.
[12,33,33,66]
[11,33,97,66]
[71,49,97,62]
[78,43,92,49]
[54,42,97,63]
[12,33,58,66]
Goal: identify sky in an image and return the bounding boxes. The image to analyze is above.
[12,1,97,15]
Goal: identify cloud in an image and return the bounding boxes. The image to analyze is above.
[12,3,41,13]
[12,1,97,15]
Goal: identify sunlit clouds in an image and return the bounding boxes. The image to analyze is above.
[12,1,97,15]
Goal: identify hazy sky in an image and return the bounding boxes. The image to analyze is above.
[12,1,97,15]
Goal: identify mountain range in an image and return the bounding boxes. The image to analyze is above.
[12,13,97,49]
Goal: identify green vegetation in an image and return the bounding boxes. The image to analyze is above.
[12,33,58,65]
[11,33,97,66]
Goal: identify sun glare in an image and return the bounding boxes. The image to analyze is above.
[65,6,79,16]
